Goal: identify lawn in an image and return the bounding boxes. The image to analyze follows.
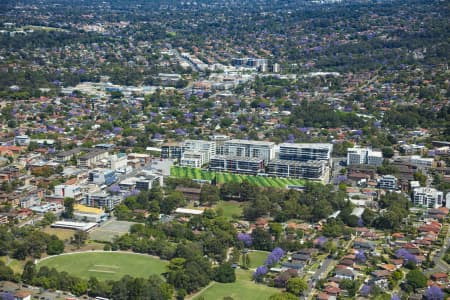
[0,256,24,274]
[42,227,75,241]
[171,166,306,188]
[37,252,167,281]
[215,201,244,220]
[241,251,270,269]
[192,269,279,300]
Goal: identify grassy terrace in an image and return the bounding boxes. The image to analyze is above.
[171,166,305,188]
[192,269,278,300]
[38,252,167,281]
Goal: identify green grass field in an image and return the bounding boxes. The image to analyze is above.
[192,269,279,300]
[215,201,244,219]
[241,251,270,269]
[38,252,167,281]
[171,166,305,188]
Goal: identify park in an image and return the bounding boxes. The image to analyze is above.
[37,251,168,281]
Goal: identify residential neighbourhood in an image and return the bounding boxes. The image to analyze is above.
[0,0,449,299]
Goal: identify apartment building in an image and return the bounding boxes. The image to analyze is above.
[279,143,332,162]
[54,184,83,201]
[77,149,109,168]
[378,175,398,190]
[209,155,264,175]
[347,147,383,166]
[412,187,444,208]
[183,140,216,160]
[222,139,275,162]
[180,151,209,168]
[267,159,327,180]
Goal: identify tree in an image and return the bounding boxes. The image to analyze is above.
[251,228,273,251]
[268,292,298,300]
[22,261,36,283]
[382,147,394,158]
[214,262,236,283]
[286,277,308,295]
[0,262,14,281]
[414,171,427,186]
[425,286,444,300]
[406,269,427,291]
[253,265,268,282]
[72,230,88,248]
[63,197,75,219]
[47,237,65,255]
[200,184,220,206]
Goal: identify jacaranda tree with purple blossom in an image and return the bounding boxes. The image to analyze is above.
[356,250,367,263]
[264,247,285,267]
[253,265,268,282]
[395,248,418,266]
[425,286,445,300]
[360,284,371,297]
[237,233,252,247]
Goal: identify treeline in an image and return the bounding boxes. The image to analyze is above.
[288,101,366,128]
[383,105,449,129]
[0,226,64,259]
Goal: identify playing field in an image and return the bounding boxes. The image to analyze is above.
[214,201,243,219]
[171,166,305,188]
[37,252,167,281]
[192,269,279,300]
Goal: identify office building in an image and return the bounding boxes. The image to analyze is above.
[279,143,332,162]
[223,139,275,162]
[209,156,264,175]
[347,147,383,166]
[412,187,443,209]
[267,159,327,180]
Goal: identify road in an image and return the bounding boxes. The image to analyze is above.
[302,258,334,300]
[426,220,450,275]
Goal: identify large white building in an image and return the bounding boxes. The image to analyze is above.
[279,143,332,162]
[183,140,216,157]
[54,184,83,201]
[412,187,444,208]
[180,151,209,168]
[347,147,383,166]
[410,155,434,169]
[222,139,276,162]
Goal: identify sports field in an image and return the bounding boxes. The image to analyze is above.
[171,166,305,188]
[192,269,279,300]
[37,252,167,281]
